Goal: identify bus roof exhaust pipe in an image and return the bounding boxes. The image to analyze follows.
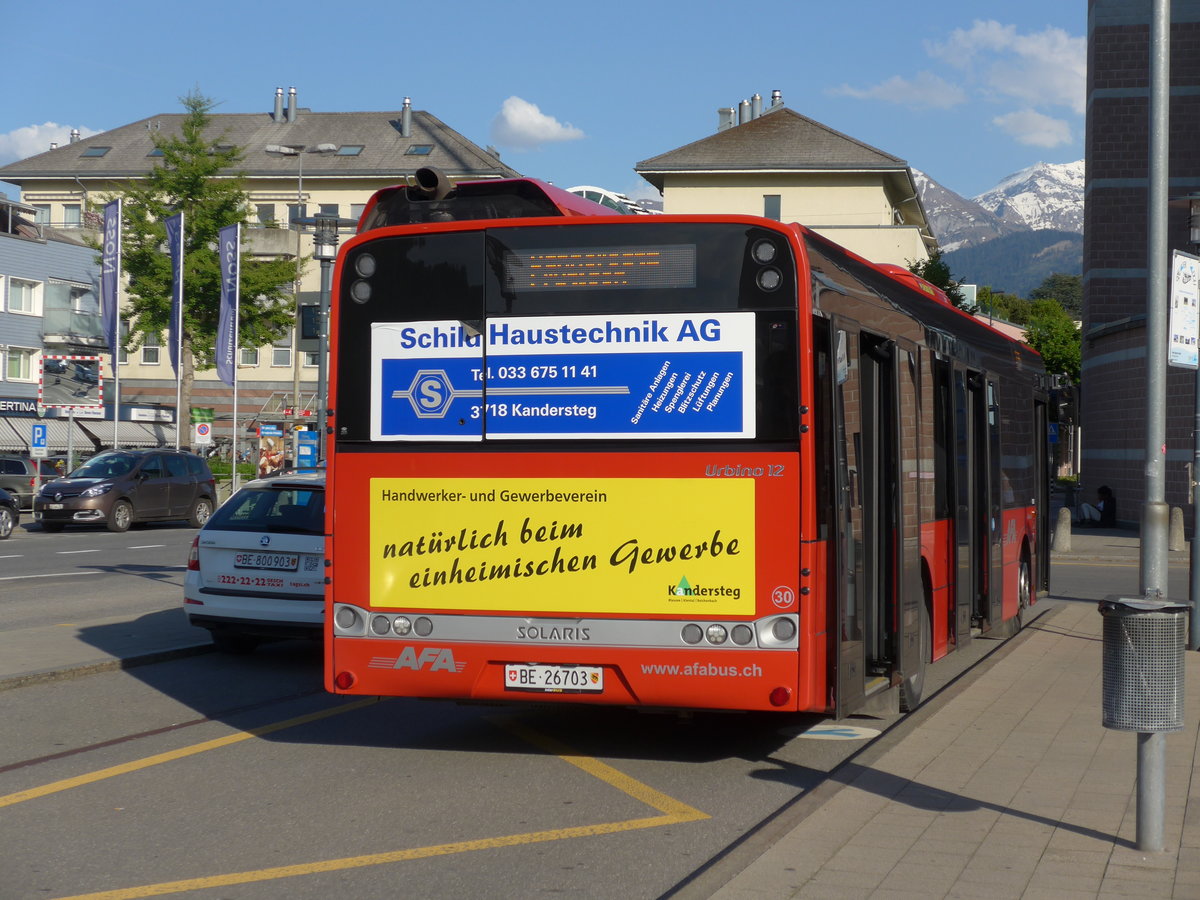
[412,166,453,201]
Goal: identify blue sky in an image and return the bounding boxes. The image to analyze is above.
[0,1,1085,203]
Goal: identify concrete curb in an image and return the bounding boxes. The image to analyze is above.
[0,642,213,693]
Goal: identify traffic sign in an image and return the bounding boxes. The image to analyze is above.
[31,423,48,458]
[194,422,213,445]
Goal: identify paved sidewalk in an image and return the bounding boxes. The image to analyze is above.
[708,528,1200,899]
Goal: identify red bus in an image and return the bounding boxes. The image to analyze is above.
[324,168,1050,717]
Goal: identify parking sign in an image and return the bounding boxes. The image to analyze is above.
[31,423,48,458]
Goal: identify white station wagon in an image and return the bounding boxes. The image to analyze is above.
[184,472,325,653]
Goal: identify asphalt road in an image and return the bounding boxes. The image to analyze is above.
[0,539,1155,900]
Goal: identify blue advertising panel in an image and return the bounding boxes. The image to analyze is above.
[371,313,755,441]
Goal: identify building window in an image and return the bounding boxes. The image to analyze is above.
[9,278,42,315]
[32,205,50,225]
[272,329,292,367]
[763,195,781,221]
[350,203,365,221]
[241,347,259,366]
[256,204,276,226]
[63,204,82,228]
[6,346,37,381]
[336,145,364,156]
[117,320,130,364]
[319,203,338,217]
[80,146,111,157]
[147,148,164,157]
[286,203,307,226]
[304,350,319,367]
[142,331,161,365]
[405,145,434,156]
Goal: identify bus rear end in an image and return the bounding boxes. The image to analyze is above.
[325,184,817,712]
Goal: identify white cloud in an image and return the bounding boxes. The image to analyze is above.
[927,20,1086,115]
[490,97,584,151]
[992,109,1073,148]
[0,122,102,165]
[830,72,966,110]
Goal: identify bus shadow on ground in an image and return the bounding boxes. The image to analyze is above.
[70,613,829,769]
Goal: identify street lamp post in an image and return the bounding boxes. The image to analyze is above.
[293,213,356,461]
[265,144,307,429]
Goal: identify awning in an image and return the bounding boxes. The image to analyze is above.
[0,417,103,453]
[0,417,179,453]
[78,421,179,448]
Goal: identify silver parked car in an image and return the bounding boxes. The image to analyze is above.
[183,472,325,653]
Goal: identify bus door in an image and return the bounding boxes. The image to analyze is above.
[832,327,901,716]
[953,369,1001,634]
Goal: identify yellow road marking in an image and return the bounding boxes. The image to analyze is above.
[18,705,706,899]
[0,698,378,809]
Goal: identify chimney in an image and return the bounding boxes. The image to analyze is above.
[751,93,762,119]
[738,99,751,125]
[70,129,80,143]
[401,97,412,138]
[717,107,735,132]
[287,86,297,123]
[770,89,784,109]
[274,87,284,122]
[50,142,58,150]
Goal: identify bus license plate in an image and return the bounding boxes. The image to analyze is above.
[505,664,603,693]
[234,552,299,571]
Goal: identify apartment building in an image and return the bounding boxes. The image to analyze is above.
[635,92,934,267]
[0,88,519,450]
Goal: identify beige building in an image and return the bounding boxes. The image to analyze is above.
[635,95,934,267]
[0,88,518,448]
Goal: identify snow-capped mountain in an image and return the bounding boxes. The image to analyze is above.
[973,161,1084,234]
[915,161,1084,298]
[912,169,1028,253]
[914,161,1084,252]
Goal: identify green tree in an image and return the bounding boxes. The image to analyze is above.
[907,248,967,308]
[1030,272,1082,317]
[1023,299,1081,382]
[976,286,1032,325]
[104,90,302,418]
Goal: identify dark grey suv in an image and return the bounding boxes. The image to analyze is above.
[34,449,217,533]
[0,454,59,510]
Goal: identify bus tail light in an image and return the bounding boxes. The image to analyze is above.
[769,686,792,707]
[335,670,356,690]
[187,536,200,571]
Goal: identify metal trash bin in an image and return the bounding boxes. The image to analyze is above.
[1100,596,1188,732]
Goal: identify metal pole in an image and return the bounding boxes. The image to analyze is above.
[1193,361,1200,649]
[1136,0,1171,854]
[317,256,331,462]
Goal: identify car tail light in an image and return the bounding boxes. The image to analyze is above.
[187,536,200,571]
[335,670,356,690]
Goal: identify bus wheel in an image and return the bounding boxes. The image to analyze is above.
[900,600,931,713]
[1016,551,1032,632]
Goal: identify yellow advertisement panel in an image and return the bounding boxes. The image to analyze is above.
[370,478,755,615]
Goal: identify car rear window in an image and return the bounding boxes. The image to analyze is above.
[208,486,325,534]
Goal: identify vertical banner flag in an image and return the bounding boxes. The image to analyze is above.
[216,224,240,387]
[101,200,122,365]
[165,212,184,375]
